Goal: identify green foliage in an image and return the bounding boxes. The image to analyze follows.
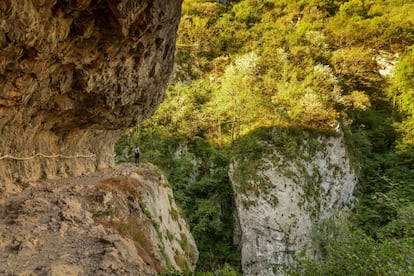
[174,254,190,272]
[172,0,414,135]
[331,47,383,92]
[140,201,173,270]
[310,218,341,258]
[388,46,414,146]
[286,224,414,275]
[351,146,414,238]
[379,203,414,239]
[115,0,414,274]
[117,125,241,272]
[339,0,367,17]
[92,209,114,218]
[211,52,272,142]
[216,263,239,276]
[231,126,336,210]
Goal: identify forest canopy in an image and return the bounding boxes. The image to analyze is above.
[116,0,414,274]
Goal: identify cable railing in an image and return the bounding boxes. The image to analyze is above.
[0,152,96,161]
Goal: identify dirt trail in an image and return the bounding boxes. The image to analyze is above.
[0,164,159,276]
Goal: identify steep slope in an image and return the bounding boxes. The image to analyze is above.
[0,163,198,275]
[0,0,182,193]
[230,130,356,275]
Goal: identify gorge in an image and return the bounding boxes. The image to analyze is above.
[2,0,414,275]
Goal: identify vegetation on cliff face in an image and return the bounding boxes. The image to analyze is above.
[116,0,414,274]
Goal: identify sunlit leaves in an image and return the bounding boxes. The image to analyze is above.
[211,52,266,142]
[331,47,382,91]
[339,0,367,17]
[388,46,414,146]
[340,91,371,111]
[116,0,414,273]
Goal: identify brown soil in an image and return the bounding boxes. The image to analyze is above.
[0,163,161,276]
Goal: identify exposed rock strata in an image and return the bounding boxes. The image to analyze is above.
[0,163,198,275]
[229,133,357,275]
[0,0,182,193]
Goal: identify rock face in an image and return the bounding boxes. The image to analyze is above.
[0,0,182,193]
[229,132,357,275]
[0,163,198,275]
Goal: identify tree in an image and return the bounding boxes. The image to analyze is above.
[388,46,414,146]
[210,52,266,143]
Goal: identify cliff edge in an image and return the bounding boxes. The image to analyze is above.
[0,163,198,275]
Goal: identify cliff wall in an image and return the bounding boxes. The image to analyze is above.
[230,131,357,275]
[0,0,182,193]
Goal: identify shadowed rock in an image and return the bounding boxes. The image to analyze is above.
[0,0,182,193]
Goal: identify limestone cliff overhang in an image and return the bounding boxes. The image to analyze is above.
[0,0,183,191]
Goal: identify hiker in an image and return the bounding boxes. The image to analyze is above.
[134,145,140,164]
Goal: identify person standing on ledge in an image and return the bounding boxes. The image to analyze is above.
[134,145,140,164]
